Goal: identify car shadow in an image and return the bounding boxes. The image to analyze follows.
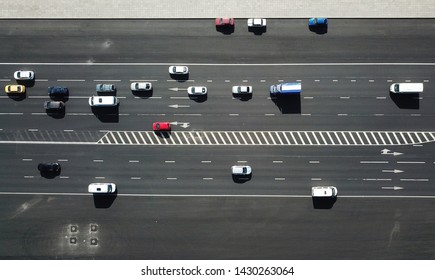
[91,106,119,123]
[170,73,189,81]
[189,94,207,103]
[309,25,328,34]
[270,94,301,114]
[7,93,26,101]
[40,170,61,179]
[233,93,253,101]
[93,192,117,208]
[232,174,252,183]
[216,25,235,35]
[132,88,153,99]
[248,26,267,35]
[16,79,36,88]
[50,93,70,102]
[46,108,66,119]
[154,131,171,138]
[97,90,117,96]
[390,93,420,109]
[312,197,337,209]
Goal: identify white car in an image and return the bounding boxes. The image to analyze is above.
[247,18,266,27]
[169,65,189,75]
[88,183,116,194]
[131,82,152,91]
[187,86,207,96]
[14,70,34,80]
[231,165,252,176]
[232,85,253,94]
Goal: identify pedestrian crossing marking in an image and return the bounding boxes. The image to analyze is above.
[95,131,435,146]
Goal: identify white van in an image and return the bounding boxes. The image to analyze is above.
[311,186,337,198]
[389,83,423,94]
[88,96,119,107]
[88,183,116,193]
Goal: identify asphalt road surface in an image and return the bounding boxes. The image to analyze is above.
[0,19,435,259]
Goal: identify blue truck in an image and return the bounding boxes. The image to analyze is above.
[269,82,302,95]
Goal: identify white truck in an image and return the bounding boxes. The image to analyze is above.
[311,186,338,198]
[389,83,423,94]
[247,18,266,27]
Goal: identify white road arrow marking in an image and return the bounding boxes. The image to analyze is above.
[170,121,190,128]
[381,186,404,191]
[169,104,190,109]
[381,149,403,156]
[169,87,188,92]
[382,169,404,174]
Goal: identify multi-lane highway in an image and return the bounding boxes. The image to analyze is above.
[1,19,435,259]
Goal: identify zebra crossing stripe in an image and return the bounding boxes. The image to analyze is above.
[275,132,284,145]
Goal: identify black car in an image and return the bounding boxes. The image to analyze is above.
[38,162,61,173]
[48,86,69,96]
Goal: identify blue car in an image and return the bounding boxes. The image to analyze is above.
[308,17,328,27]
[48,86,69,96]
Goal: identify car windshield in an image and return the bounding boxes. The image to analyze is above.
[243,167,247,173]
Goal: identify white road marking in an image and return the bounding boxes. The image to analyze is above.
[57,79,85,82]
[22,159,33,161]
[131,177,141,180]
[311,178,322,181]
[93,160,103,163]
[165,161,175,163]
[129,160,139,163]
[400,179,429,182]
[397,161,425,164]
[3,192,435,199]
[273,161,283,163]
[274,178,285,181]
[309,161,320,164]
[360,161,389,164]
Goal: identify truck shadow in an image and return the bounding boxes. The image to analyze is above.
[270,95,301,114]
[390,93,420,109]
[93,193,117,208]
[312,197,337,209]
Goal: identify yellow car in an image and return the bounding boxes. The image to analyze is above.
[5,84,26,94]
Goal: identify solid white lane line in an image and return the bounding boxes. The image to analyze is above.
[3,192,435,199]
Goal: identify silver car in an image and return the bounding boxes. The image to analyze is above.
[187,86,207,96]
[44,101,65,110]
[169,65,189,75]
[130,82,152,91]
[96,84,116,93]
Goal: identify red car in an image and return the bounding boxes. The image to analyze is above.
[153,122,171,131]
[215,18,234,26]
